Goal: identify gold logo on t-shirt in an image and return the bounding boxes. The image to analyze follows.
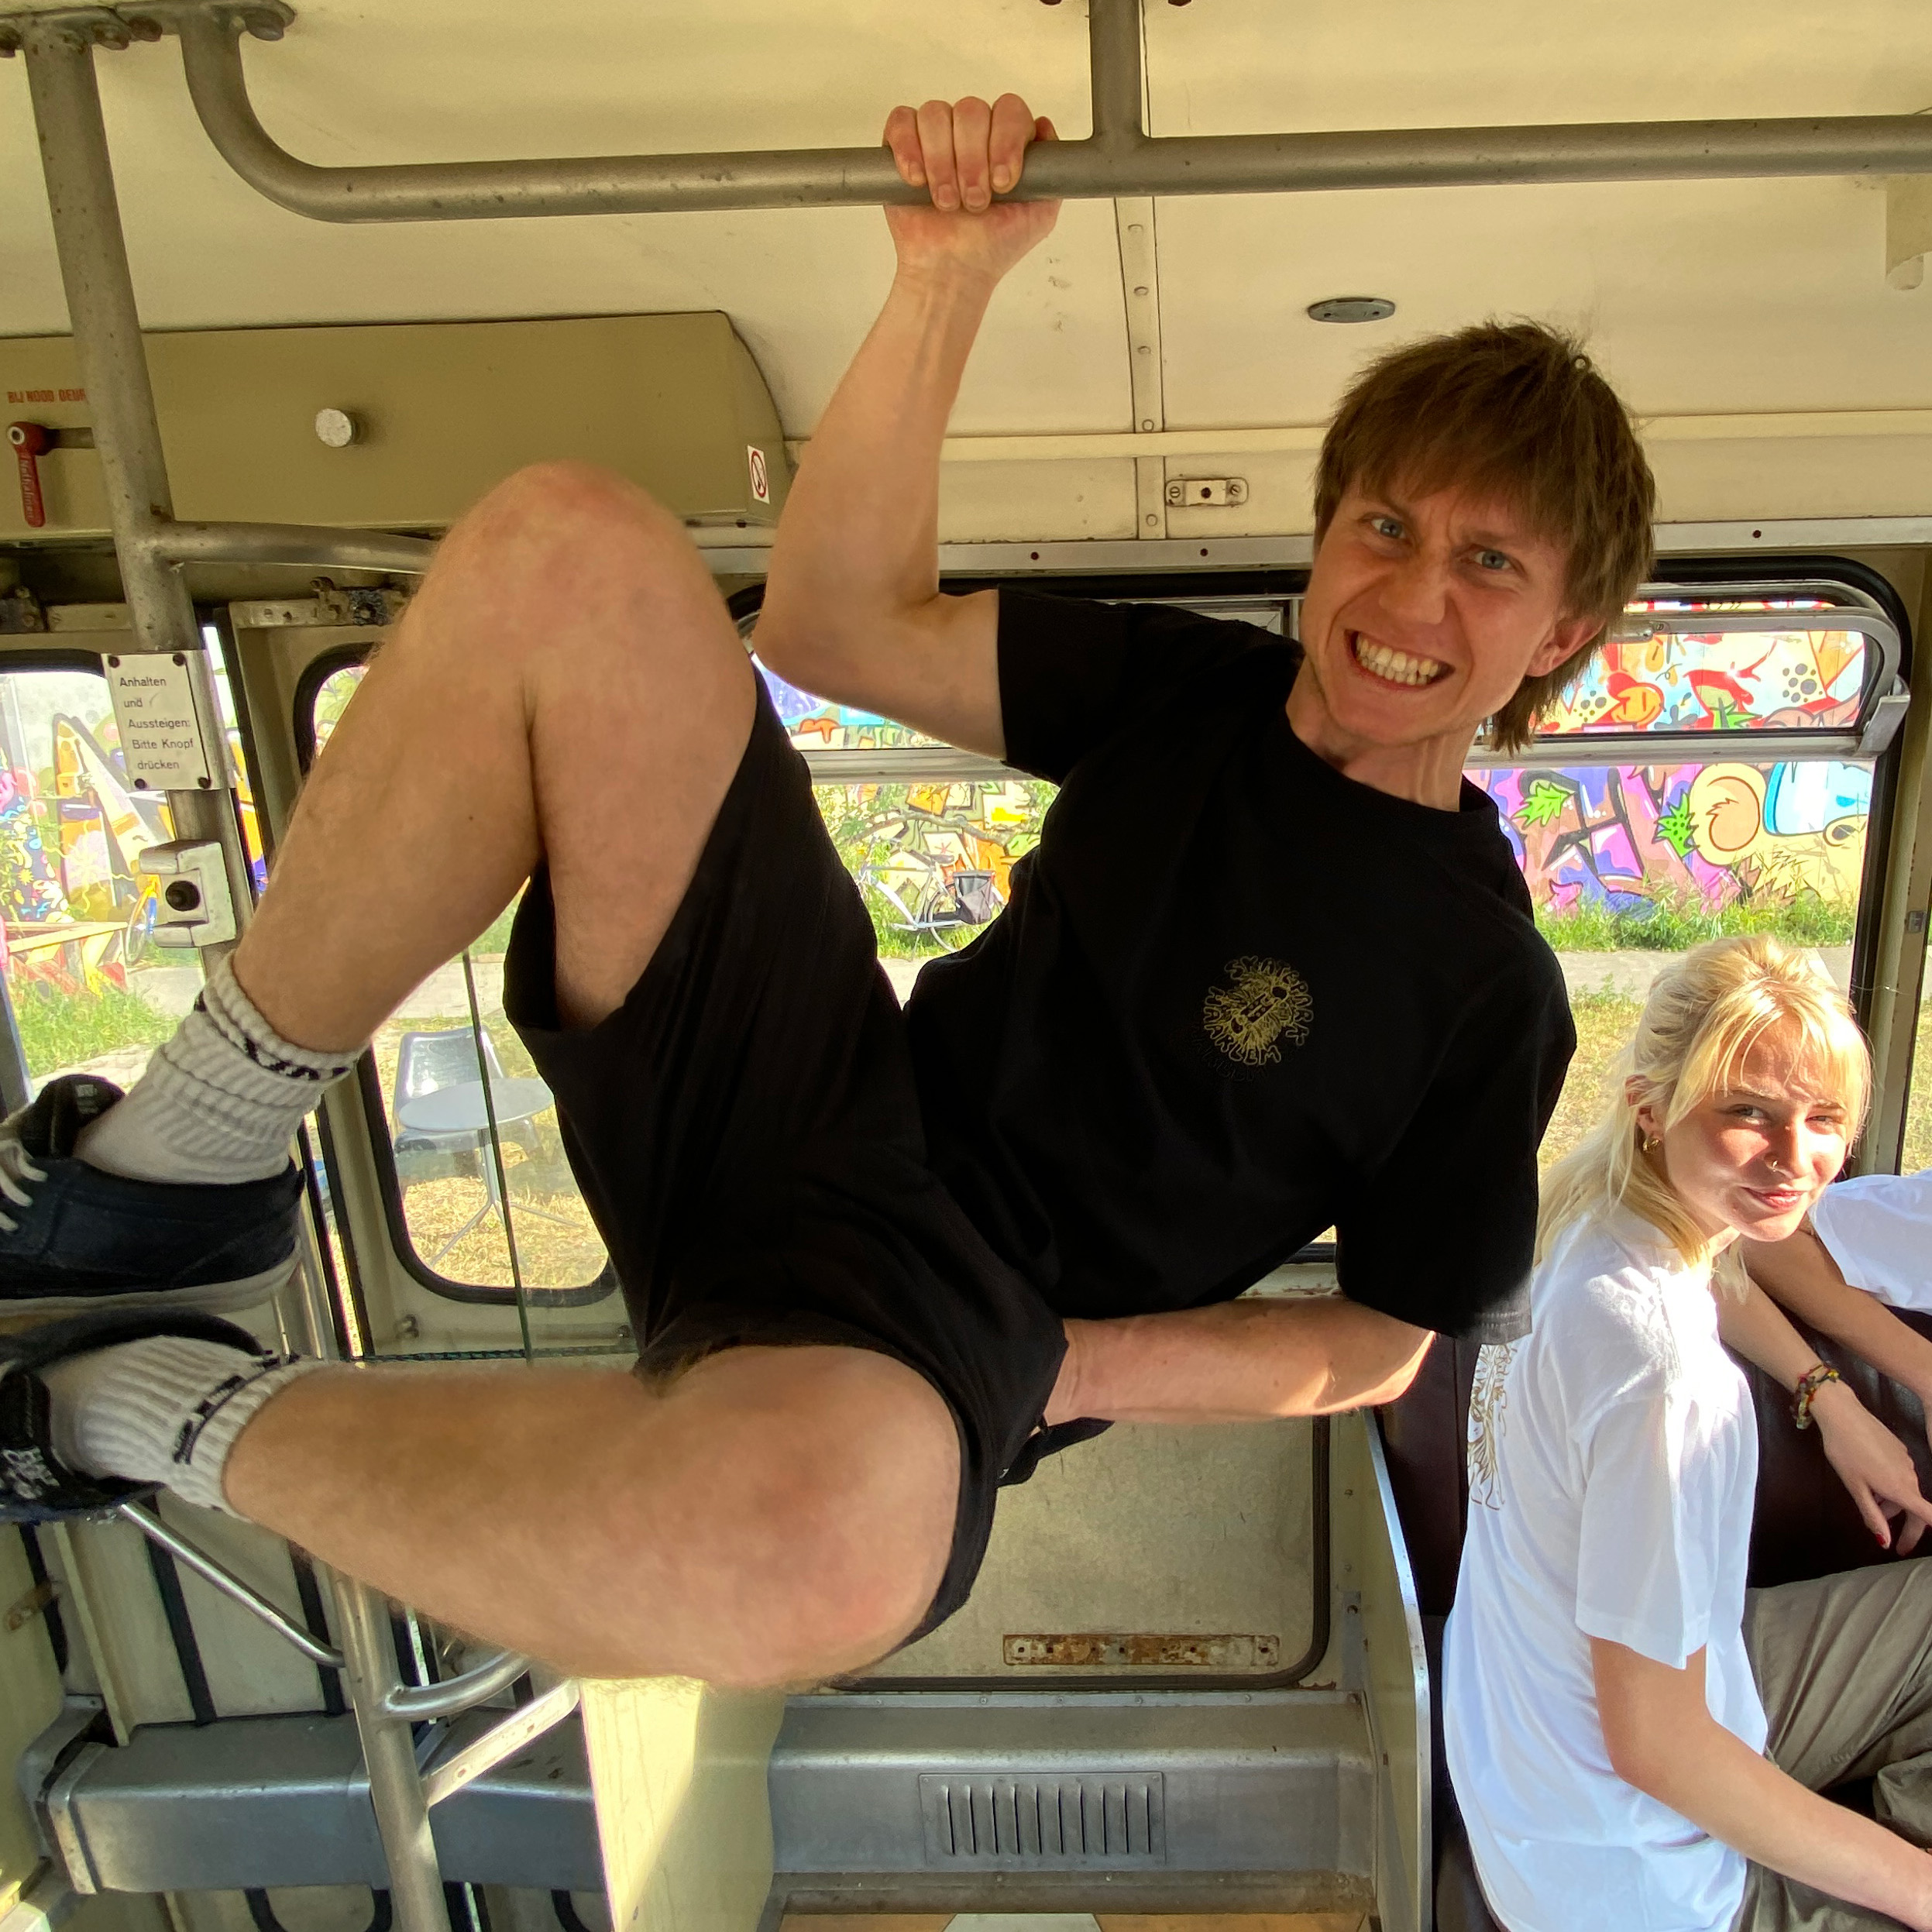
[1202,955,1312,1066]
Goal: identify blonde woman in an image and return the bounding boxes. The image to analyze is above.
[1445,935,1932,1932]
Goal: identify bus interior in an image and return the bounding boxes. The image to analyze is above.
[0,5,1929,1932]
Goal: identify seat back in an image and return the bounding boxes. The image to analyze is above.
[392,1025,506,1111]
[1379,1307,1932,1619]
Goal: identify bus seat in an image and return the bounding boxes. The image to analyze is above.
[392,1025,539,1177]
[1375,1308,1932,1932]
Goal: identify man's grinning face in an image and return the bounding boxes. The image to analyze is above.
[1291,481,1597,783]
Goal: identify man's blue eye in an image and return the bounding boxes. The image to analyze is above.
[1477,549,1511,572]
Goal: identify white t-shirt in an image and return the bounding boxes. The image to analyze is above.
[1809,1169,1932,1312]
[1444,1211,1767,1932]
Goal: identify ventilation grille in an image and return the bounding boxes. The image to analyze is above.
[918,1773,1166,1865]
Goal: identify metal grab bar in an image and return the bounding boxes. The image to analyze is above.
[117,1501,346,1669]
[20,19,490,1930]
[150,0,1932,229]
[113,1502,537,1721]
[153,520,437,574]
[381,1645,531,1721]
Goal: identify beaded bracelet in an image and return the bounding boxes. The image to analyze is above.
[1793,1363,1843,1431]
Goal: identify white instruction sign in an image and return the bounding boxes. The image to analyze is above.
[105,652,216,792]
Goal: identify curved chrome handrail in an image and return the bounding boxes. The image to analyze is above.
[158,0,1932,229]
[380,1645,531,1720]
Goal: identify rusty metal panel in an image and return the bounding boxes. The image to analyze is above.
[1001,1633,1280,1670]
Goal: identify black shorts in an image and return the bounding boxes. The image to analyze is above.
[503,679,1067,1636]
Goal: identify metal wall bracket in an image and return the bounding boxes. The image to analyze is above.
[0,12,160,59]
[419,1679,581,1810]
[133,839,238,947]
[1165,477,1248,507]
[1859,679,1912,756]
[0,5,287,58]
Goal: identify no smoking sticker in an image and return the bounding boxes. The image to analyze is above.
[747,445,771,504]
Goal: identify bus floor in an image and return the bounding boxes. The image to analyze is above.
[781,1914,1370,1932]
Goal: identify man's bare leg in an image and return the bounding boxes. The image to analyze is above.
[55,461,961,1687]
[235,459,754,1043]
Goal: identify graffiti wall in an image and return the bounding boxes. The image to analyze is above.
[0,666,270,998]
[758,656,933,751]
[1476,759,1871,920]
[816,776,1053,947]
[1480,613,1874,920]
[1542,609,1865,736]
[0,673,173,995]
[755,658,1056,947]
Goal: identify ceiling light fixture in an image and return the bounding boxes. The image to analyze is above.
[1307,297,1397,323]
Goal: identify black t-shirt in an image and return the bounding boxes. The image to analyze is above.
[904,590,1574,1344]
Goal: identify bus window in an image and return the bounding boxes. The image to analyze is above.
[811,768,1055,1002]
[1477,593,1886,1171]
[757,596,1291,1003]
[755,655,1060,1001]
[0,664,188,1093]
[306,663,613,1302]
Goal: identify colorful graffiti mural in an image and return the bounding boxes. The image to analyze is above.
[0,668,267,999]
[816,775,1053,946]
[758,657,937,751]
[1477,758,1871,920]
[0,679,173,995]
[1543,610,1865,736]
[755,659,1056,946]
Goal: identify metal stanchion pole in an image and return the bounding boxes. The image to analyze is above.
[18,24,454,1932]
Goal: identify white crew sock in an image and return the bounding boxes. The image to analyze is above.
[77,957,359,1185]
[40,1336,323,1515]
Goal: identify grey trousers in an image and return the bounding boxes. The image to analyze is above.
[1735,1558,1932,1931]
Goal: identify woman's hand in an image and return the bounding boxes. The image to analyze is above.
[882,96,1061,288]
[1812,1379,1932,1554]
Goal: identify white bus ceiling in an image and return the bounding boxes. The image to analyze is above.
[4,2,1932,536]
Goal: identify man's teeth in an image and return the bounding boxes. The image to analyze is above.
[1351,634,1446,687]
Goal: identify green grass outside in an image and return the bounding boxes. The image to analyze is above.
[1536,893,1856,954]
[1903,999,1932,1177]
[467,900,521,959]
[12,979,174,1081]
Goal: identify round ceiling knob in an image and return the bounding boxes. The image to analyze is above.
[314,407,360,449]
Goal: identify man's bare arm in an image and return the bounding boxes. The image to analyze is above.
[756,97,1058,755]
[1045,1298,1433,1425]
[1742,1221,1932,1408]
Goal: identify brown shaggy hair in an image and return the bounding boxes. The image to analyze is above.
[1312,320,1656,753]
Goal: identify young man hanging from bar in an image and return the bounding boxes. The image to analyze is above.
[0,97,1653,1687]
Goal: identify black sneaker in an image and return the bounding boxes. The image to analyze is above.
[0,1306,267,1521]
[0,1077,303,1315]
